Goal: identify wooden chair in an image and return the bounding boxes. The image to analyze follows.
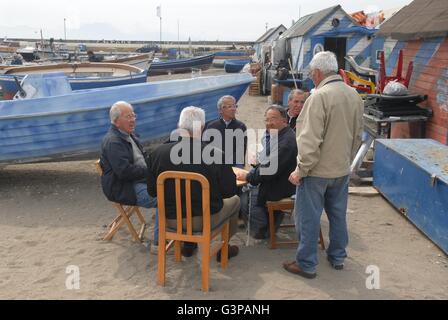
[266,198,325,250]
[156,171,230,292]
[94,160,147,242]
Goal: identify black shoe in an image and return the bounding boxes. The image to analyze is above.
[181,242,198,257]
[327,256,344,270]
[252,228,268,240]
[216,245,239,262]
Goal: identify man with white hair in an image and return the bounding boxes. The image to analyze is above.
[203,95,247,168]
[147,106,240,260]
[100,101,158,240]
[284,51,364,279]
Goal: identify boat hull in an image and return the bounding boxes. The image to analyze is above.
[0,73,254,164]
[148,54,214,76]
[0,62,147,99]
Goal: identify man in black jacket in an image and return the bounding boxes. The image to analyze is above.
[236,106,298,239]
[100,101,158,239]
[203,95,247,168]
[147,106,240,259]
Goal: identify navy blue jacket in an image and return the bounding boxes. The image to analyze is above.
[203,118,247,166]
[246,126,297,206]
[100,125,148,205]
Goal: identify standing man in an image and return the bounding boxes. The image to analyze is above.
[286,89,307,131]
[284,51,363,279]
[100,101,158,244]
[203,95,247,168]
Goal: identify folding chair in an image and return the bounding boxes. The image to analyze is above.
[156,171,231,292]
[94,160,147,242]
[266,198,325,250]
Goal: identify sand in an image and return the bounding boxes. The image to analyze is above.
[1,68,447,299]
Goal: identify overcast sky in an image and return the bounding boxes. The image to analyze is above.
[1,0,413,42]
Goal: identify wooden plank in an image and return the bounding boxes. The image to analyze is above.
[349,186,379,196]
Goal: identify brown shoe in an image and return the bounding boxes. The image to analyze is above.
[216,245,239,262]
[282,260,316,279]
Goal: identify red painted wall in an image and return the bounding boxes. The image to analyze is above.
[390,38,448,145]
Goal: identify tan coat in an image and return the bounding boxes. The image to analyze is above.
[295,74,364,179]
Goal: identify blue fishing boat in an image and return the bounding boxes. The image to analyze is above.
[224,59,252,73]
[0,62,147,100]
[147,53,214,76]
[0,72,254,164]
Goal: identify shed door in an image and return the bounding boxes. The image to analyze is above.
[324,37,346,70]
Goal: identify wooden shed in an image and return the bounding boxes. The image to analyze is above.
[376,0,448,144]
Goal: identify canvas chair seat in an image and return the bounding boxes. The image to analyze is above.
[95,160,147,243]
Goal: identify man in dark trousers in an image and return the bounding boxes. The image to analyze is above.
[236,106,298,239]
[147,106,240,260]
[203,95,247,168]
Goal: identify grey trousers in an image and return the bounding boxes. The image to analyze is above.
[167,195,240,238]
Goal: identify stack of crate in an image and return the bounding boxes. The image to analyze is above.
[248,71,261,96]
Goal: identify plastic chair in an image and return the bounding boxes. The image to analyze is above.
[94,160,147,242]
[266,198,325,250]
[378,49,413,93]
[156,171,231,292]
[339,69,376,96]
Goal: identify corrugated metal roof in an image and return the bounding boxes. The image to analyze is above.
[280,5,341,39]
[377,0,448,40]
[255,25,286,43]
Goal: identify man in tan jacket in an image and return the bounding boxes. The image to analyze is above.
[283,51,363,279]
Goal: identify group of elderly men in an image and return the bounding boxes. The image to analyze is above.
[99,51,363,279]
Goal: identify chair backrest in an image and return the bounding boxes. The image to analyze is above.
[156,171,211,237]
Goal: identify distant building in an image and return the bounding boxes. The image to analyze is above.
[272,5,377,90]
[253,24,287,63]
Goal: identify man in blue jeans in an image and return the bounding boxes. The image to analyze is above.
[286,51,364,279]
[100,101,158,245]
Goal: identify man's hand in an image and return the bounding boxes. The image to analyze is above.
[289,170,301,186]
[236,171,248,182]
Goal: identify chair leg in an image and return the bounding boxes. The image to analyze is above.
[120,208,141,242]
[201,240,210,292]
[319,228,325,250]
[135,207,146,225]
[157,233,167,286]
[220,223,229,269]
[268,206,277,249]
[174,240,182,262]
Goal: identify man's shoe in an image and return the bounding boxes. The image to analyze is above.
[181,242,198,257]
[327,256,344,270]
[282,261,316,279]
[216,245,239,262]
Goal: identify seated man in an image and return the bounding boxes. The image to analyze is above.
[203,95,247,168]
[236,106,297,239]
[147,106,240,260]
[286,89,307,131]
[100,101,158,243]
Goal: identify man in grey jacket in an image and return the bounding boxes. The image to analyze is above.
[284,51,363,279]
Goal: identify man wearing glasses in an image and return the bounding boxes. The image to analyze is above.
[99,101,158,237]
[203,95,247,168]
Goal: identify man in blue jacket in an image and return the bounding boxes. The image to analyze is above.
[100,101,158,242]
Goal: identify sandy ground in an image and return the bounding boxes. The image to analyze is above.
[1,68,447,299]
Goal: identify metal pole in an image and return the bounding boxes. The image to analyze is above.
[159,17,162,47]
[64,18,67,41]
